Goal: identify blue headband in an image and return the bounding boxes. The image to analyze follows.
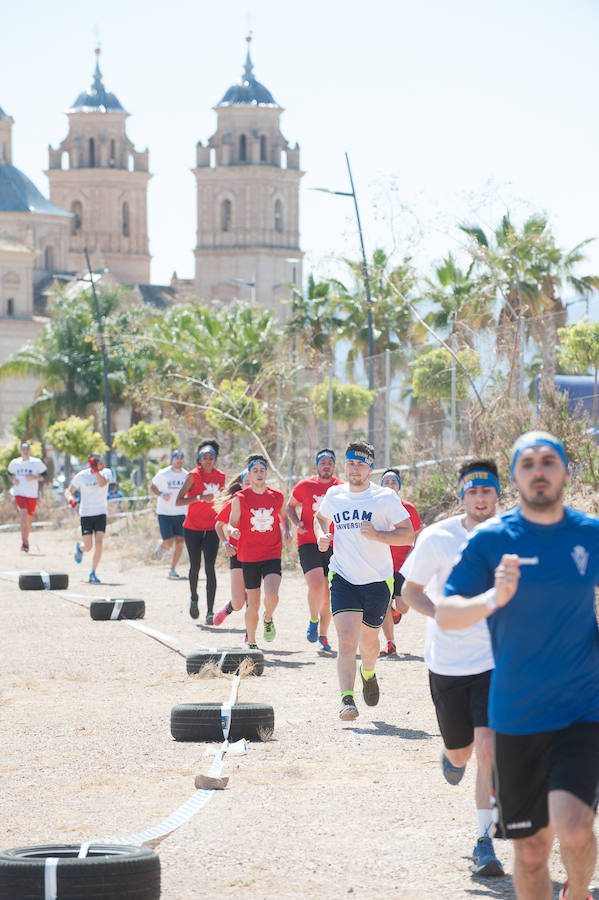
[198,446,216,458]
[382,471,401,490]
[171,450,184,459]
[316,451,335,464]
[248,458,267,471]
[240,469,249,481]
[346,448,374,468]
[510,431,568,479]
[459,470,500,499]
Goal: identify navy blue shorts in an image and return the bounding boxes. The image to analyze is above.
[329,571,391,629]
[158,514,185,541]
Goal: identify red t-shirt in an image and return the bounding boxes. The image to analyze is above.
[183,466,226,531]
[234,486,285,563]
[390,500,422,571]
[215,499,238,551]
[291,476,344,546]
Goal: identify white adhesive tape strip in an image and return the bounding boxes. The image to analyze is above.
[44,857,58,899]
[40,571,50,590]
[110,787,217,845]
[78,842,91,858]
[220,673,241,741]
[123,620,186,657]
[218,651,227,670]
[110,601,123,621]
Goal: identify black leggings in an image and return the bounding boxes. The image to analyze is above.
[184,528,219,611]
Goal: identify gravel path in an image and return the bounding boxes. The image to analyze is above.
[1,517,597,899]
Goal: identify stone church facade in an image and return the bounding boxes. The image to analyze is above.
[0,40,303,436]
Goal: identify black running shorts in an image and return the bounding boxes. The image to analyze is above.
[329,571,391,629]
[229,553,243,570]
[242,558,282,590]
[81,513,107,535]
[428,669,492,750]
[298,542,333,575]
[493,722,599,839]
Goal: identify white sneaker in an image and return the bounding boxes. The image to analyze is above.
[168,567,181,579]
[152,541,164,560]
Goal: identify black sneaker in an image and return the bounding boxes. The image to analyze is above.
[189,598,199,620]
[361,669,380,706]
[339,695,359,721]
[205,612,214,626]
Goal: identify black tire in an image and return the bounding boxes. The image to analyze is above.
[186,648,264,676]
[18,572,69,591]
[171,701,274,742]
[0,843,160,899]
[89,599,146,621]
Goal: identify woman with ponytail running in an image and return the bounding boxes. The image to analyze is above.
[176,440,226,624]
[213,470,250,628]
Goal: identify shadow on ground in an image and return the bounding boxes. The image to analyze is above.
[345,721,435,739]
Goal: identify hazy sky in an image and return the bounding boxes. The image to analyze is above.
[2,0,598,300]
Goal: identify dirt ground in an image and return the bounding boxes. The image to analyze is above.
[1,513,598,899]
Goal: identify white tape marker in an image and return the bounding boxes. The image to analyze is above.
[40,571,51,590]
[44,857,58,900]
[77,842,91,858]
[110,601,123,621]
[518,556,539,565]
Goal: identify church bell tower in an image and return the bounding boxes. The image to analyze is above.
[193,37,303,316]
[46,47,151,283]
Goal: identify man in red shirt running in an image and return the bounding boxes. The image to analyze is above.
[379,468,422,657]
[229,454,291,648]
[287,448,343,651]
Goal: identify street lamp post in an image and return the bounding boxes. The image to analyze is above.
[313,152,375,446]
[83,249,112,461]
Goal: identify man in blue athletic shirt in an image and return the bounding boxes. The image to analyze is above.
[437,431,599,900]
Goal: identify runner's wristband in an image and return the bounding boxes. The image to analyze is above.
[483,588,498,611]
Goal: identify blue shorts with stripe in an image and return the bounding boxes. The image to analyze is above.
[328,571,392,629]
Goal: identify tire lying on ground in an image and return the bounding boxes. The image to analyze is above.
[171,701,274,742]
[18,572,68,591]
[0,843,160,899]
[89,599,145,621]
[186,647,265,676]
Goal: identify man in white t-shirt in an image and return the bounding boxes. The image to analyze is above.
[66,454,113,584]
[400,459,503,878]
[314,440,414,721]
[150,450,188,579]
[7,442,47,553]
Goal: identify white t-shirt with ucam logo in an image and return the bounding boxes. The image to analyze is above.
[151,465,189,516]
[8,456,47,498]
[318,482,409,584]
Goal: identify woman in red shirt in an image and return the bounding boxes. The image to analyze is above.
[176,439,226,624]
[213,470,250,628]
[229,454,291,648]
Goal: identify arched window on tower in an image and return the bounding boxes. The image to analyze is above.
[122,202,130,237]
[239,134,247,162]
[221,199,232,232]
[44,247,54,271]
[109,139,116,167]
[260,135,267,162]
[71,201,82,236]
[6,298,14,317]
[89,138,95,168]
[274,199,283,234]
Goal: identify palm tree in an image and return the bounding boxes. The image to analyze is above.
[422,253,495,349]
[460,214,599,396]
[285,275,343,364]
